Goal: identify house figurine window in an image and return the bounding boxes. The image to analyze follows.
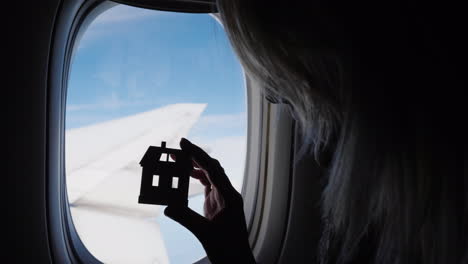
[138,141,192,206]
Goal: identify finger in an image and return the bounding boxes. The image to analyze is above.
[180,138,212,171]
[204,185,212,197]
[192,169,210,186]
[204,187,215,219]
[164,206,209,239]
[204,187,225,220]
[180,138,236,197]
[171,153,200,168]
[192,159,201,169]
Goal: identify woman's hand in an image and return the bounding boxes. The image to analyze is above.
[164,138,256,264]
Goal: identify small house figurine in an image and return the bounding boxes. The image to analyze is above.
[138,141,192,206]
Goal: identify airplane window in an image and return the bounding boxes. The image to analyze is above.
[65,5,246,263]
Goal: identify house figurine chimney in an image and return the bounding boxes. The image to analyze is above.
[138,141,192,206]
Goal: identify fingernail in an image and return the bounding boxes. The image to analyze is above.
[180,137,191,148]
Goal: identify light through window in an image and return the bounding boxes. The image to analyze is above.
[66,5,246,263]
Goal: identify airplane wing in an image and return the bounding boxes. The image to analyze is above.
[65,103,207,264]
[66,103,207,215]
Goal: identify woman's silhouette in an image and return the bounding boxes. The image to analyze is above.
[165,1,467,263]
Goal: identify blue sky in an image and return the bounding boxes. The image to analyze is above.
[67,5,246,134]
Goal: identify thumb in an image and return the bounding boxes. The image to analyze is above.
[164,206,209,239]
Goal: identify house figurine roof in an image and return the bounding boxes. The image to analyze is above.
[140,141,183,167]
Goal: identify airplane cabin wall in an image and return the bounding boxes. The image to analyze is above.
[278,126,326,263]
[7,1,61,262]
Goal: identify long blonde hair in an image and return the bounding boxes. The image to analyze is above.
[218,1,467,263]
